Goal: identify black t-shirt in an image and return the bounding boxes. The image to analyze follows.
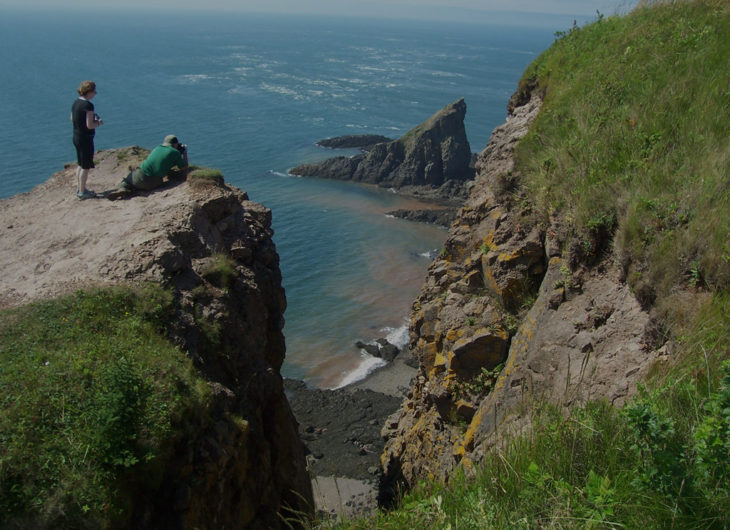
[72,98,95,138]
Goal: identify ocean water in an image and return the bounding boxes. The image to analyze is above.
[0,8,555,388]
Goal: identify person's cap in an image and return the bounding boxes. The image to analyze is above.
[163,134,178,146]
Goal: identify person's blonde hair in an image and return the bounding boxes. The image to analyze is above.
[77,80,96,97]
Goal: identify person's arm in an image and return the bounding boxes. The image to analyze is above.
[85,110,102,129]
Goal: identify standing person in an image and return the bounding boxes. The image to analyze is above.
[71,80,103,200]
[107,135,189,200]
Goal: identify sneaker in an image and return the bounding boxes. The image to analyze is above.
[106,188,132,201]
[76,189,97,200]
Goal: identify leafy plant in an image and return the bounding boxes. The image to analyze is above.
[447,364,504,401]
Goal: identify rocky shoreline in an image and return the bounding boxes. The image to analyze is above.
[386,207,458,227]
[284,351,417,520]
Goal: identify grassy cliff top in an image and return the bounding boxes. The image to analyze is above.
[332,1,730,528]
[516,0,729,310]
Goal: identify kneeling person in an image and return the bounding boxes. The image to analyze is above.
[109,134,188,199]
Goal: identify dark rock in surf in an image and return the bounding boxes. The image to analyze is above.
[355,338,400,362]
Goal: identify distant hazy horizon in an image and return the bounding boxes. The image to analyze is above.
[0,0,637,26]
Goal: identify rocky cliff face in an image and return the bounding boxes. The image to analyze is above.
[380,89,663,488]
[0,150,313,528]
[290,99,474,201]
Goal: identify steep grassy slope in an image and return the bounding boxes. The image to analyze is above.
[517,0,729,310]
[332,1,729,527]
[0,287,211,528]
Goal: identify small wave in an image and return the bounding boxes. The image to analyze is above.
[332,353,387,389]
[259,82,307,100]
[381,323,409,349]
[176,74,217,84]
[420,248,439,259]
[268,170,291,178]
[430,70,468,79]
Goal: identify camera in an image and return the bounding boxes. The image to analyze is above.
[176,143,187,154]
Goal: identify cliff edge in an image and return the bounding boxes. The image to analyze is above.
[0,149,313,528]
[380,87,663,489]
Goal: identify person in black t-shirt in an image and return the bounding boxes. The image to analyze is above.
[71,80,103,200]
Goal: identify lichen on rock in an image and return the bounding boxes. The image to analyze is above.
[380,84,662,493]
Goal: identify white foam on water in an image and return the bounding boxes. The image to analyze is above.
[259,82,307,100]
[382,322,409,349]
[332,352,387,389]
[430,70,468,79]
[176,74,218,84]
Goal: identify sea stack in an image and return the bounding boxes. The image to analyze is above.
[291,99,474,191]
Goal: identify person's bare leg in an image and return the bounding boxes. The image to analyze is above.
[76,166,89,193]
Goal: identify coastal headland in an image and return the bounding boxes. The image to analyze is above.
[0,150,314,528]
[0,145,422,524]
[291,98,478,227]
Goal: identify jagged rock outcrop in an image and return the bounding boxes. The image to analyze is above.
[386,208,458,227]
[291,99,474,201]
[317,134,394,151]
[380,88,663,489]
[0,149,314,528]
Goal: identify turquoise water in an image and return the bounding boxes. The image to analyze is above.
[0,8,555,387]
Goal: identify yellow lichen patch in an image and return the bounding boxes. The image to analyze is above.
[482,231,497,252]
[481,258,500,293]
[422,340,439,357]
[442,370,457,388]
[456,404,489,454]
[433,352,448,368]
[497,248,528,264]
[493,349,519,393]
[419,319,434,338]
[447,350,457,365]
[420,340,440,371]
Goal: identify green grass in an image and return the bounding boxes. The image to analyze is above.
[330,295,729,529]
[516,0,730,306]
[0,286,210,528]
[188,166,225,187]
[324,2,730,528]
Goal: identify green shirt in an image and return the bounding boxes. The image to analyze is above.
[141,145,186,179]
